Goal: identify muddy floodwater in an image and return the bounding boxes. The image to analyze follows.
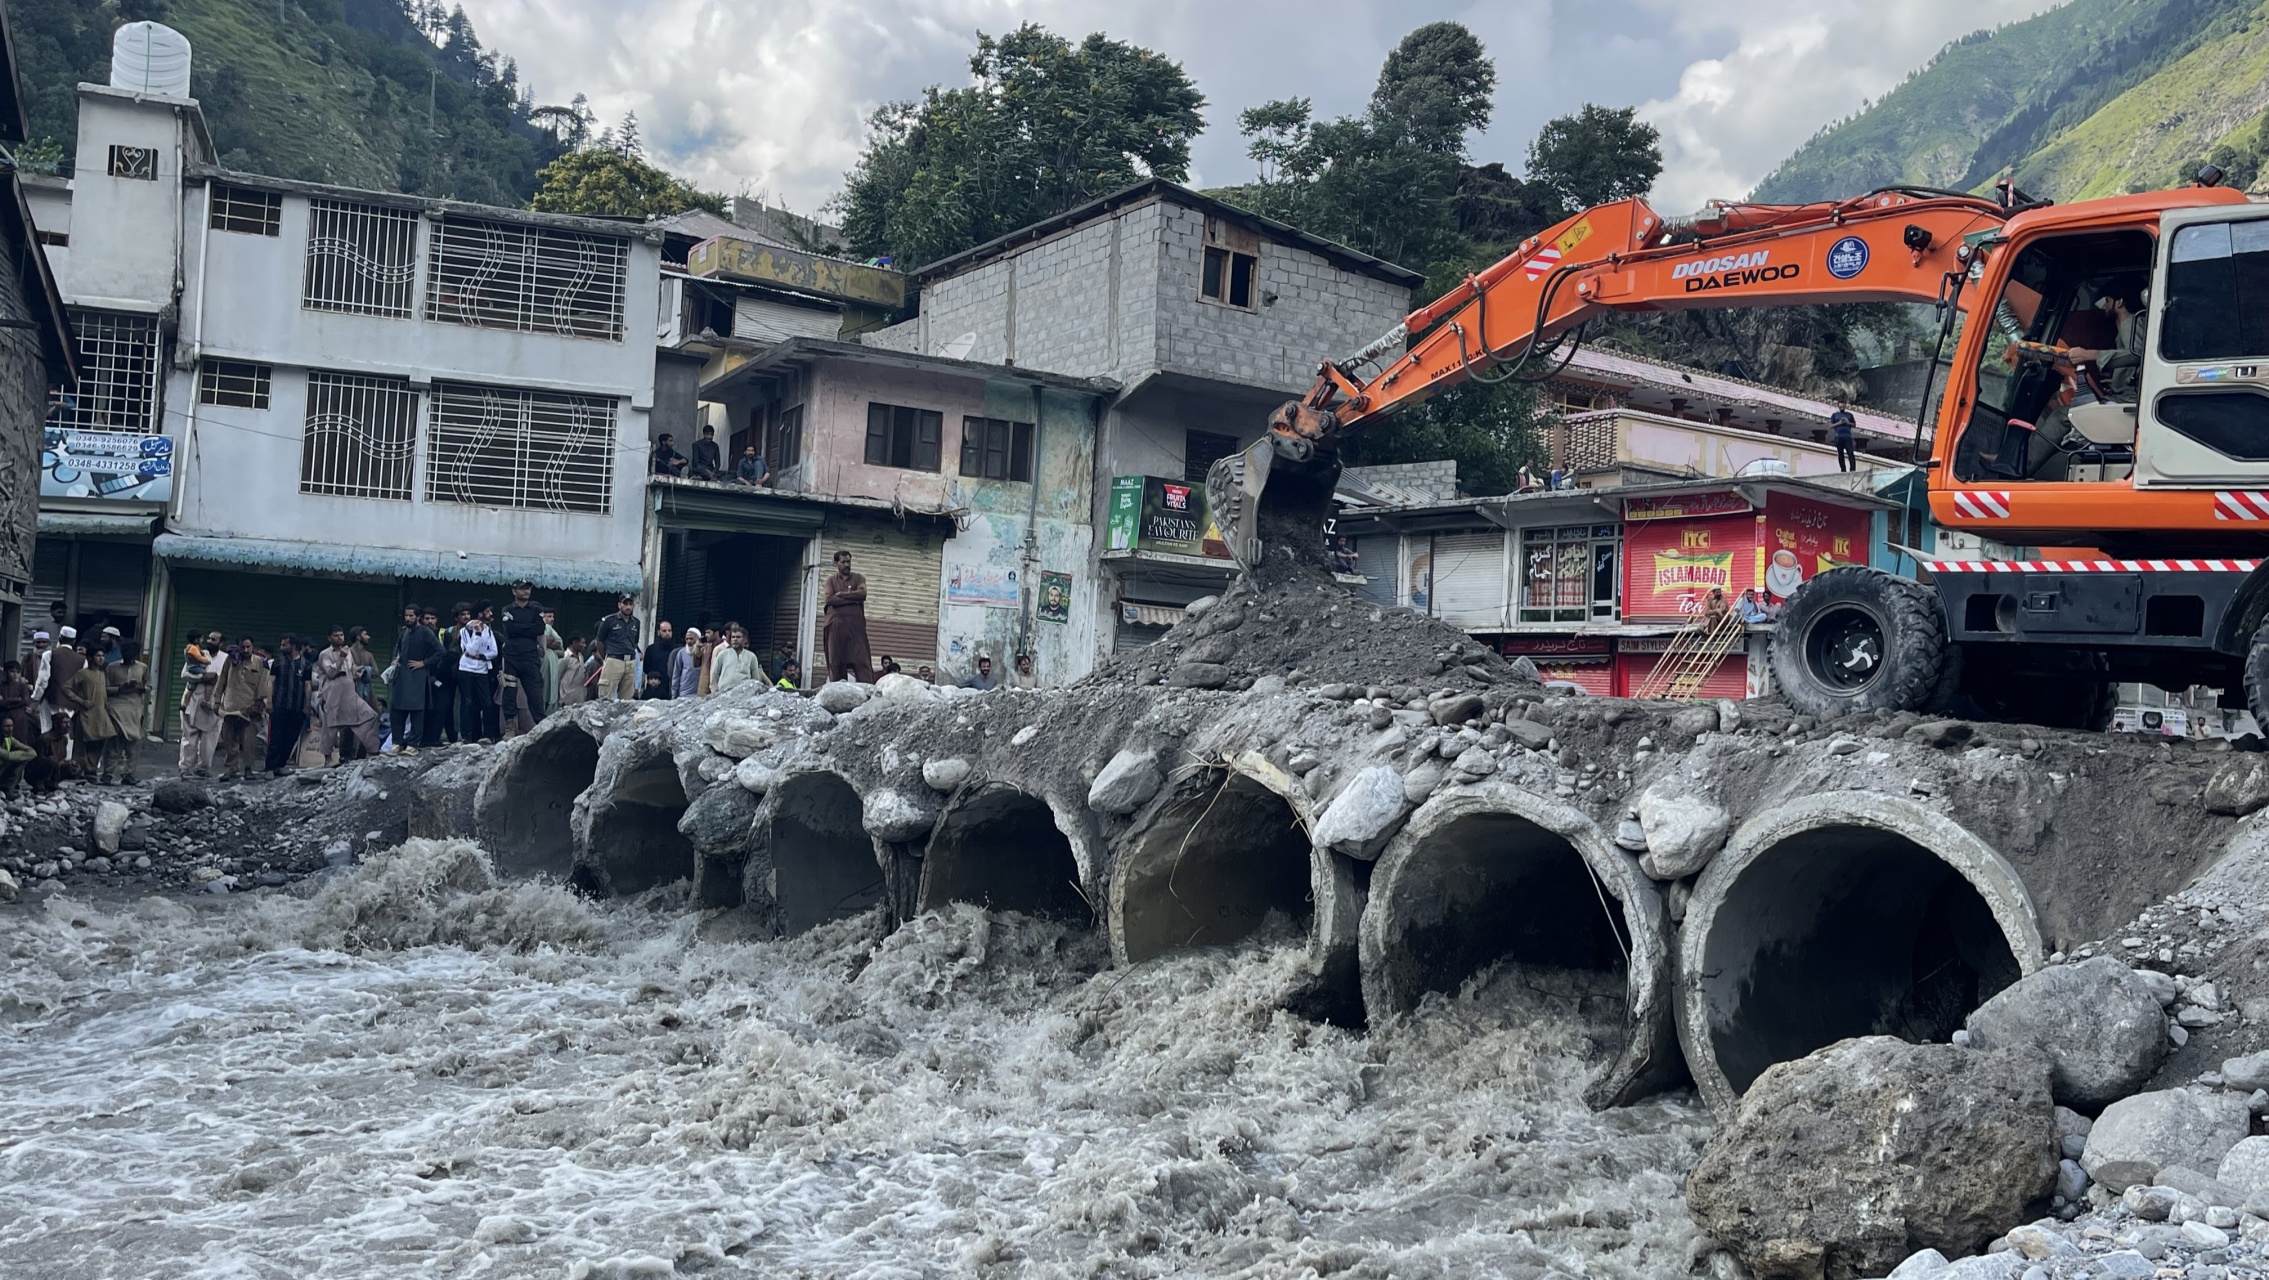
[0,842,1710,1278]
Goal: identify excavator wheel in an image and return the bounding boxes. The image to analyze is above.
[1768,566,1947,719]
[2242,617,2269,737]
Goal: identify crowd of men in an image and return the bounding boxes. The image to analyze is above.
[6,561,1040,794]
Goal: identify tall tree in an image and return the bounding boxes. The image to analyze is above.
[833,25,1205,267]
[529,147,721,220]
[1226,22,1495,270]
[1525,104,1663,214]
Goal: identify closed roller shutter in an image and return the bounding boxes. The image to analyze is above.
[735,295,841,345]
[77,542,151,621]
[1537,657,1613,696]
[164,568,403,734]
[1350,533,1396,607]
[1612,650,1747,700]
[26,540,67,640]
[1430,531,1506,630]
[819,513,943,675]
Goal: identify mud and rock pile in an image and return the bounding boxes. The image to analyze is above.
[9,561,2269,1278]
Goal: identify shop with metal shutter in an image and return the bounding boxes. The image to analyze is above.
[1614,643,1747,700]
[1425,531,1509,631]
[26,527,156,654]
[817,509,949,677]
[1349,532,1397,607]
[163,569,403,734]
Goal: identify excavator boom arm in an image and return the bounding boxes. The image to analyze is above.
[1292,191,2011,436]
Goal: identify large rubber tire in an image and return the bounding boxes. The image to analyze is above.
[1768,566,1947,719]
[2242,617,2269,735]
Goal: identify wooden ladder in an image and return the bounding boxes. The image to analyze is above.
[1635,608,1750,700]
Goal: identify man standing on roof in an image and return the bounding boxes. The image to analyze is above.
[1830,402,1858,472]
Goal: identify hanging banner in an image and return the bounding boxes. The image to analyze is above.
[1105,476,1144,552]
[1037,570,1072,623]
[41,429,173,502]
[945,563,1019,608]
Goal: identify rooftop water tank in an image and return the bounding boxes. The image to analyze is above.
[110,22,193,98]
[1737,458,1794,478]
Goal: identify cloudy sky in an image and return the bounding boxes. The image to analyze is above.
[457,0,2060,220]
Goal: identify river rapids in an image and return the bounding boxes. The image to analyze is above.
[0,840,1711,1278]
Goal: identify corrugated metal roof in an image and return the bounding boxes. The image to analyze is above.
[155,533,644,594]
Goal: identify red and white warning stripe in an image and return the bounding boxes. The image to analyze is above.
[1523,246,1561,281]
[2213,491,2269,521]
[1948,490,2013,520]
[1922,559,2262,574]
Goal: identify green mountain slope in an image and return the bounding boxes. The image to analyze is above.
[1753,0,2261,203]
[2015,4,2269,196]
[15,0,566,206]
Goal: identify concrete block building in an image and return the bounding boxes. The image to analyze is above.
[865,179,1422,662]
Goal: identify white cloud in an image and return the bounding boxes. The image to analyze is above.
[1635,0,2059,213]
[457,0,2063,227]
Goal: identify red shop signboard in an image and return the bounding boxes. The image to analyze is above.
[1622,512,1757,622]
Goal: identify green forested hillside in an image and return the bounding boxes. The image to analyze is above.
[14,0,568,206]
[1753,0,2268,202]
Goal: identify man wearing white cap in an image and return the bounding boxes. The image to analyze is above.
[39,627,85,762]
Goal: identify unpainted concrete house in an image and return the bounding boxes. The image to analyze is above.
[863,179,1422,661]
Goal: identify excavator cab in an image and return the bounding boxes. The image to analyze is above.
[1950,228,2158,485]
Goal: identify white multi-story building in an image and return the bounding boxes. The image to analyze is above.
[26,29,661,714]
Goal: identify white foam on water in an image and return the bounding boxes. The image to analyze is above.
[0,841,1712,1277]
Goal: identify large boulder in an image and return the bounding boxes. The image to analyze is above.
[862,789,939,843]
[2218,1135,2269,1199]
[2081,1089,2253,1193]
[1086,749,1163,816]
[814,680,871,714]
[1311,766,1406,858]
[1961,956,2167,1110]
[150,777,211,815]
[1635,785,1730,880]
[1686,1036,2056,1280]
[91,800,130,855]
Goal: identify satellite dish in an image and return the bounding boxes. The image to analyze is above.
[940,332,978,361]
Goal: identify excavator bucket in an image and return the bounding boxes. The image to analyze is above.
[1205,409,1344,574]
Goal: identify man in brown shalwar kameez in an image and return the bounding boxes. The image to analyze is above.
[822,549,872,682]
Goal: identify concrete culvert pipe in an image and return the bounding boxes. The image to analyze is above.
[1361,784,1681,1108]
[1679,793,2044,1118]
[766,772,887,935]
[920,786,1091,924]
[1110,769,1315,966]
[475,723,598,878]
[578,754,697,896]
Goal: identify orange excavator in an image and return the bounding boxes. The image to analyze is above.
[1210,173,2269,728]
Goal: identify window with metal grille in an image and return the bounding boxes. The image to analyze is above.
[960,416,1035,482]
[198,359,272,409]
[107,145,156,180]
[300,371,419,501]
[426,382,617,514]
[864,403,942,471]
[424,215,628,340]
[303,199,419,318]
[1518,525,1620,623]
[47,310,161,432]
[210,184,282,236]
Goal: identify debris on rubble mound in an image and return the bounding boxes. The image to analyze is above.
[0,748,486,902]
[1086,554,1538,693]
[1685,1035,2058,1280]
